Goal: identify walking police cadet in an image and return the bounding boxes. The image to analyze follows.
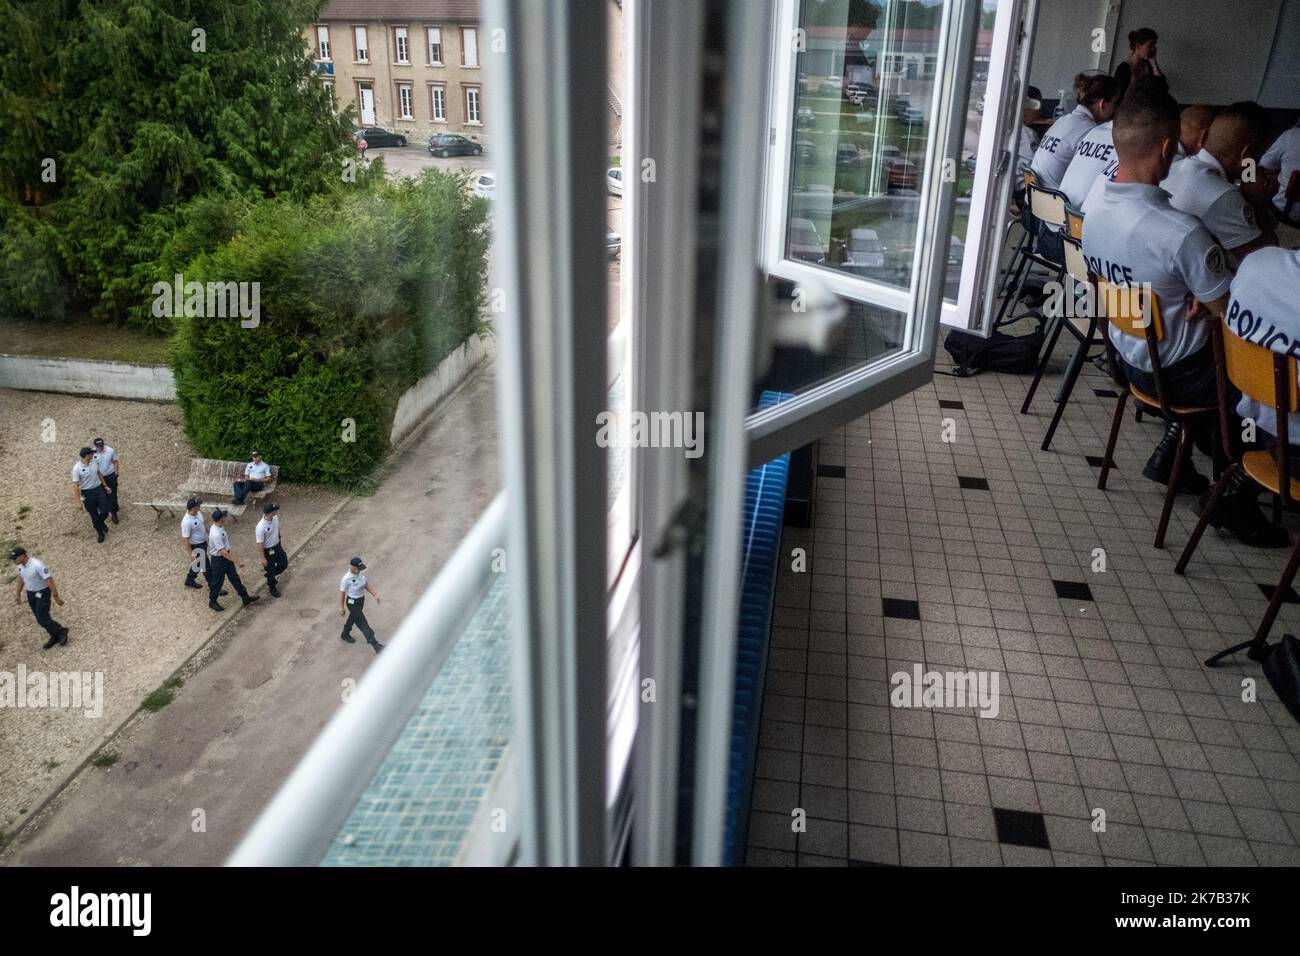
[181,498,225,594]
[11,547,69,649]
[255,502,287,597]
[207,509,259,612]
[339,557,383,654]
[70,447,111,542]
[232,451,271,505]
[91,437,120,525]
[1083,85,1284,547]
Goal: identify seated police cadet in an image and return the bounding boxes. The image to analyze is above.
[339,557,383,654]
[255,502,287,598]
[1084,87,1285,547]
[90,436,120,525]
[1223,247,1300,470]
[1261,119,1300,228]
[1060,118,1114,210]
[11,547,69,649]
[1161,102,1277,263]
[232,451,271,505]
[206,508,259,612]
[70,446,112,543]
[1179,104,1218,161]
[181,498,225,595]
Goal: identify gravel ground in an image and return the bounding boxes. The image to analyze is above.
[0,388,344,832]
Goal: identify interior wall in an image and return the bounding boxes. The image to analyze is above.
[1024,0,1109,106]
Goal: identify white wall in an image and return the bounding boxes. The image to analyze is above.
[0,354,175,401]
[1025,0,1109,107]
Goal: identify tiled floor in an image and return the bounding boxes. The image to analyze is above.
[746,333,1300,867]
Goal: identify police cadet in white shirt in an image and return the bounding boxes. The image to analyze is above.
[255,502,288,598]
[11,547,69,649]
[1060,120,1114,210]
[91,436,120,525]
[180,498,225,594]
[70,446,112,542]
[1261,120,1300,228]
[232,450,271,505]
[1161,101,1277,263]
[1083,86,1286,547]
[1223,247,1300,469]
[206,509,259,612]
[339,557,383,654]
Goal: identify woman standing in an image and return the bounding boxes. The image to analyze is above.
[1115,28,1167,100]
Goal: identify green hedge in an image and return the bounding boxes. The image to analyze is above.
[172,170,489,486]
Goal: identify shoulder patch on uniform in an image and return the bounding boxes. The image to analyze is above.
[1205,244,1226,276]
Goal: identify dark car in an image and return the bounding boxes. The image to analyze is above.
[352,127,407,148]
[429,133,483,157]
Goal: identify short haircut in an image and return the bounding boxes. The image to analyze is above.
[1112,84,1180,161]
[1180,104,1220,140]
[1026,85,1042,101]
[1128,27,1158,50]
[1207,100,1273,154]
[1078,73,1120,108]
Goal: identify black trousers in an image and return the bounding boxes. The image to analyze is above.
[263,543,288,588]
[27,588,65,640]
[102,472,119,515]
[342,595,376,642]
[232,479,264,504]
[184,544,216,588]
[209,554,250,602]
[80,487,109,534]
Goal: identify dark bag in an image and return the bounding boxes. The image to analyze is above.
[1262,634,1300,726]
[944,327,1044,377]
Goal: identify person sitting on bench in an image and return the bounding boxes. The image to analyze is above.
[232,451,271,505]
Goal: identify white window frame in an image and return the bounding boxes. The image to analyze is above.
[354,25,369,63]
[465,85,482,125]
[395,26,410,64]
[316,25,331,61]
[430,84,447,122]
[427,25,443,65]
[398,83,414,120]
[462,27,480,68]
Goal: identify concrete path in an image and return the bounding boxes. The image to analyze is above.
[0,363,500,866]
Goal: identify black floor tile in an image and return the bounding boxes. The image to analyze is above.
[993,808,1051,849]
[958,476,990,491]
[882,597,921,620]
[1053,579,1094,601]
[1258,583,1300,604]
[938,399,965,410]
[1085,455,1106,468]
[1093,388,1119,398]
[817,463,846,479]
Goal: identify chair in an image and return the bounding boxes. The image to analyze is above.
[996,170,1038,301]
[1020,233,1104,450]
[1095,282,1218,549]
[1064,204,1084,242]
[993,176,1068,328]
[1175,315,1300,665]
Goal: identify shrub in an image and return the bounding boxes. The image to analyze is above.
[172,170,489,486]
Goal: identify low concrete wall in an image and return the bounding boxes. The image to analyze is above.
[389,334,493,446]
[0,353,176,401]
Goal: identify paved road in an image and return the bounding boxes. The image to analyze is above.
[0,363,500,866]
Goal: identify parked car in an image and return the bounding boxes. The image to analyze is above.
[884,157,919,190]
[472,173,495,199]
[963,153,978,174]
[607,166,623,196]
[428,133,483,157]
[836,144,861,169]
[786,217,824,261]
[606,227,621,259]
[352,127,406,148]
[796,106,815,128]
[817,76,843,95]
[794,139,817,162]
[843,227,885,274]
[899,107,926,126]
[889,96,911,116]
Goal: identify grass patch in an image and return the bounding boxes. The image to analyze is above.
[43,760,59,770]
[0,315,172,364]
[90,751,119,768]
[140,688,175,712]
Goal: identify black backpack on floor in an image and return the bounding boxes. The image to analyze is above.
[943,326,1044,377]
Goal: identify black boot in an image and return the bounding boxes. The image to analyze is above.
[43,633,61,650]
[369,639,384,654]
[1202,472,1291,548]
[242,594,259,606]
[341,632,357,643]
[1142,421,1209,495]
[209,600,225,611]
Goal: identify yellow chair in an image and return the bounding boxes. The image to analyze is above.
[1095,281,1218,549]
[1176,315,1300,665]
[994,175,1070,328]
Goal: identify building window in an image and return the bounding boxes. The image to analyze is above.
[395,26,410,64]
[465,85,481,124]
[354,26,368,62]
[398,84,413,120]
[461,27,479,68]
[316,25,331,61]
[431,85,446,121]
[427,26,443,65]
[322,79,334,103]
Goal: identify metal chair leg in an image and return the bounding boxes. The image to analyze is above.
[1205,535,1300,666]
[1041,325,1095,451]
[1021,313,1064,414]
[1175,461,1238,574]
[1154,423,1192,550]
[1098,392,1128,490]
